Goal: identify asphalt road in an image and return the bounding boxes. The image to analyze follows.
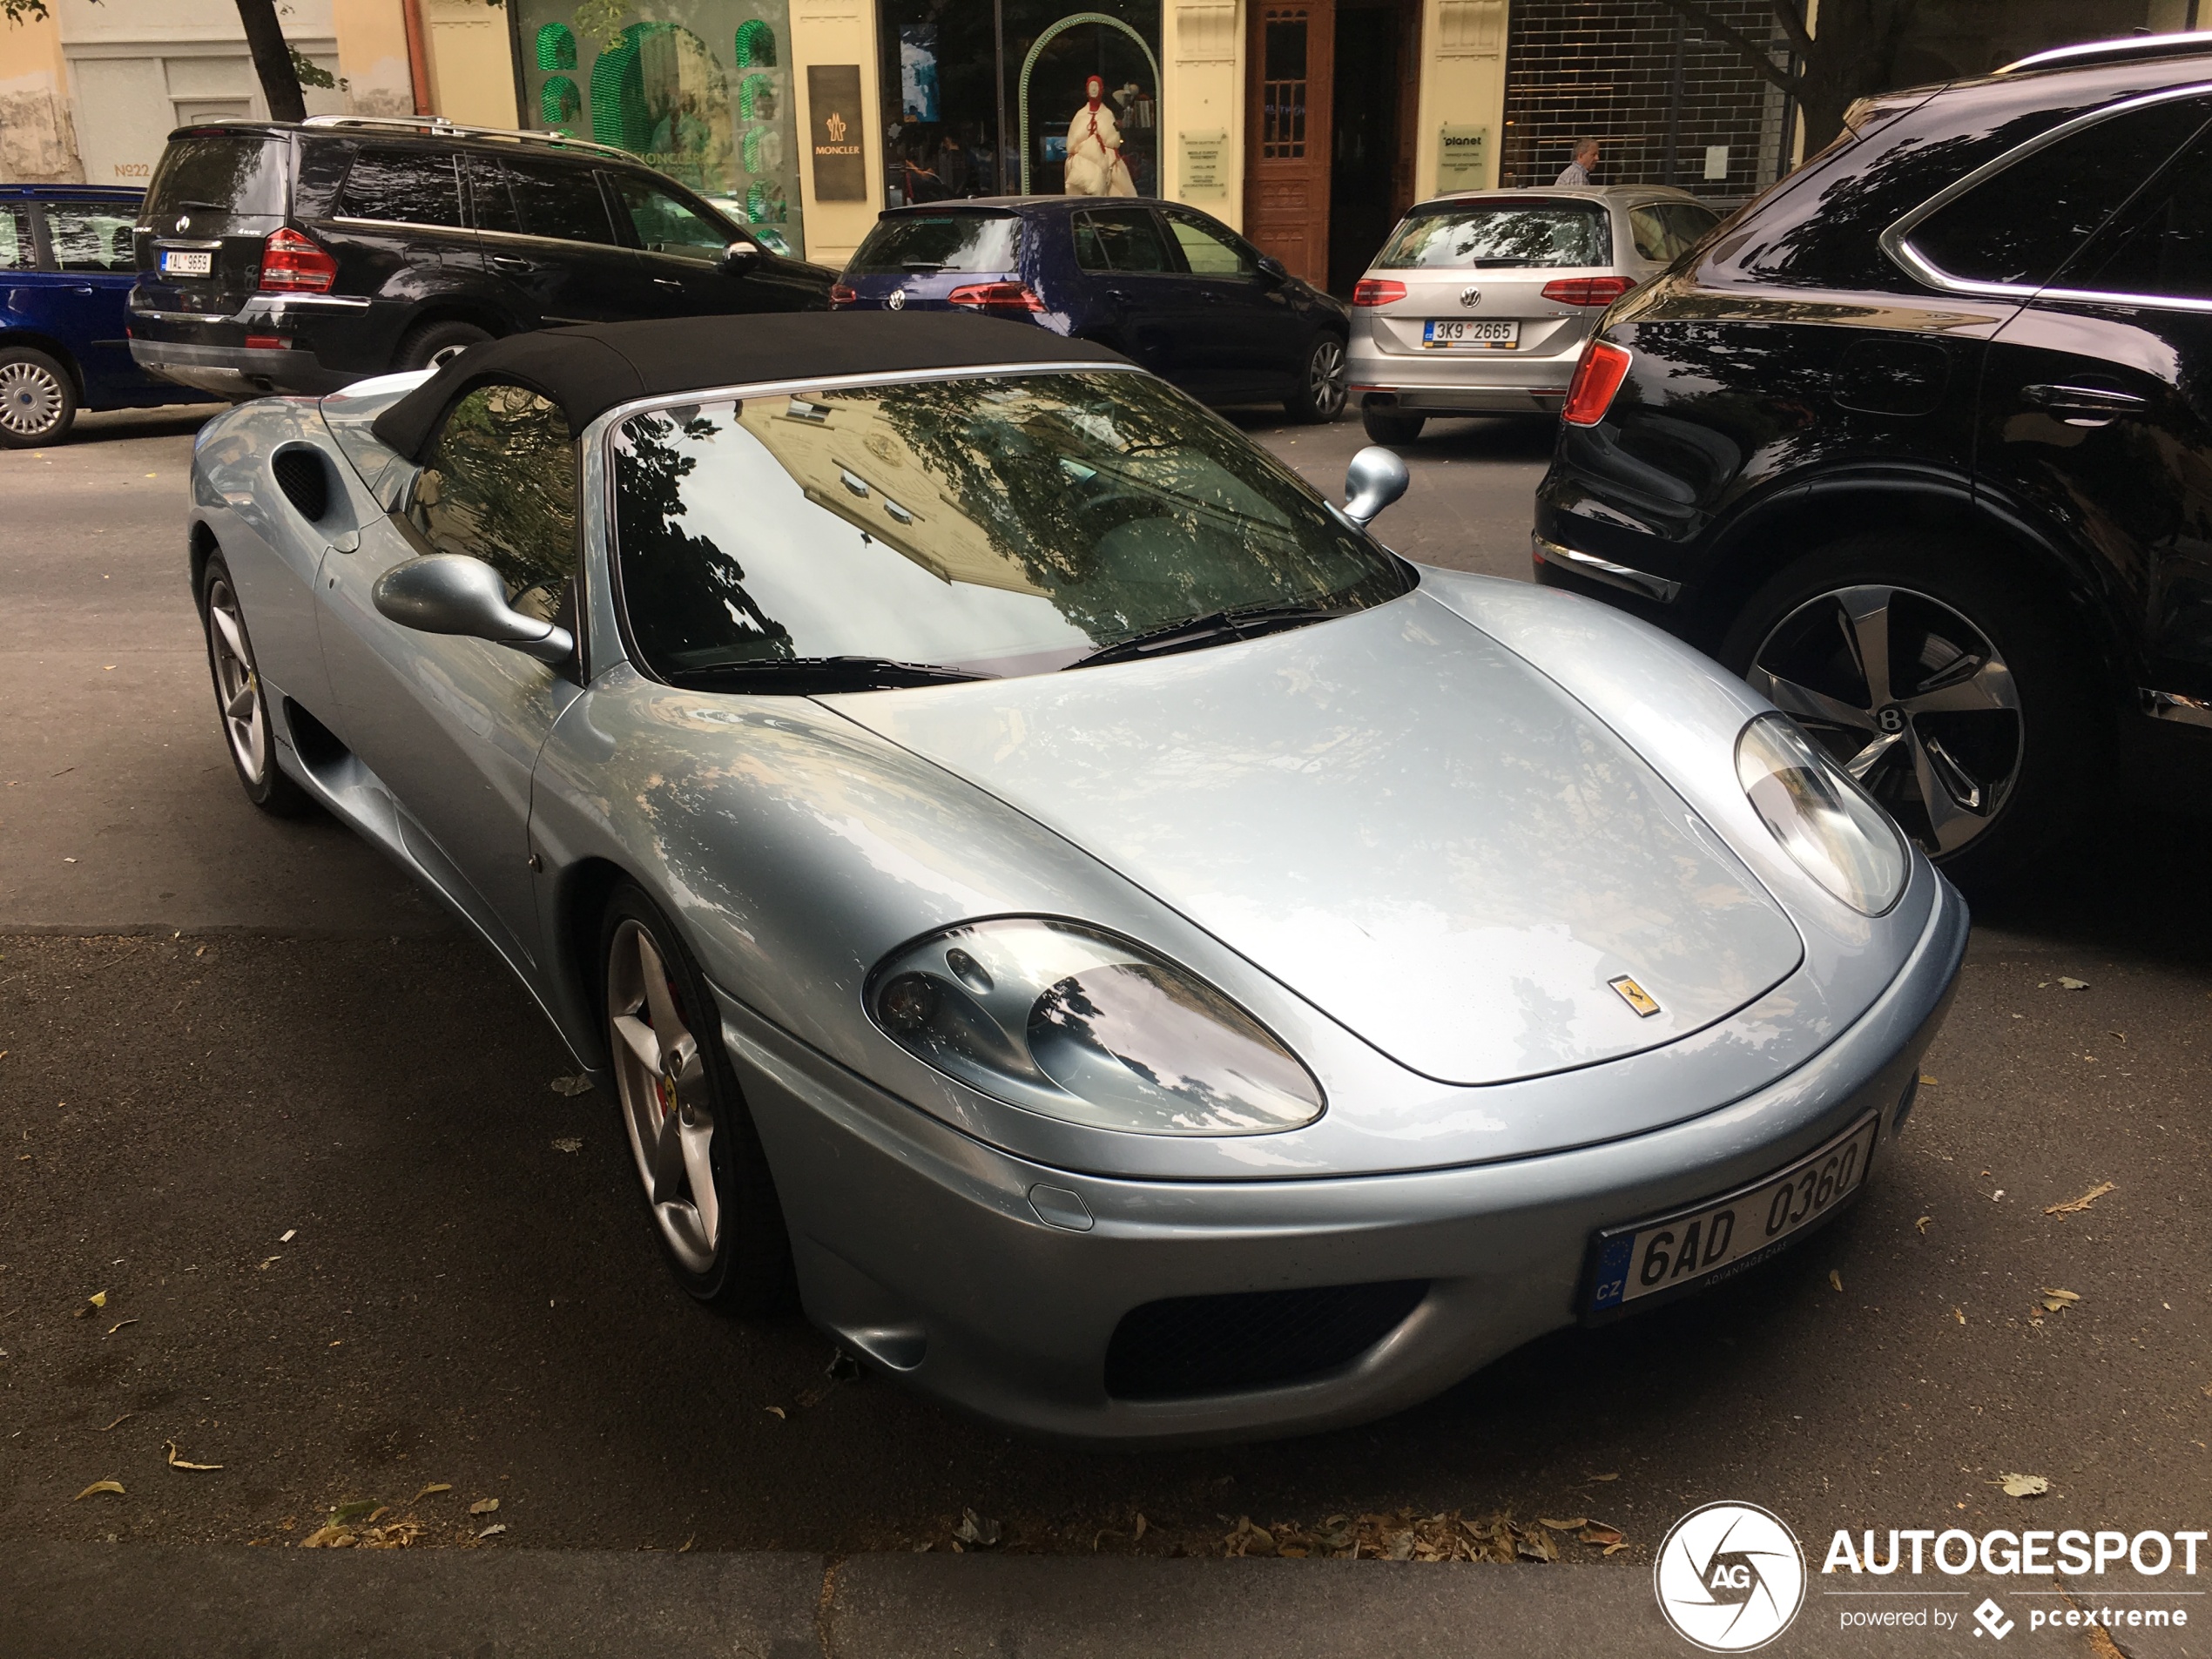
[2,405,2206,1580]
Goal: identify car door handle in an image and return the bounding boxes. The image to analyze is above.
[652,277,684,290]
[2020,383,2148,421]
[488,254,536,273]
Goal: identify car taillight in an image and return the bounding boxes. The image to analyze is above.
[1352,279,1406,307]
[258,227,336,293]
[829,283,857,307]
[1561,339,1633,427]
[1541,276,1636,307]
[946,281,1045,313]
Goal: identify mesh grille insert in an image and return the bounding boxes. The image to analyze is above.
[1104,1279,1428,1400]
[272,447,330,523]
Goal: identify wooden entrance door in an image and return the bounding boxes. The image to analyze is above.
[1244,0,1334,285]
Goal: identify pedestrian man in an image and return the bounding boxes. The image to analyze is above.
[1555,138,1600,185]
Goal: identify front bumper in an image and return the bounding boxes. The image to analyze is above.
[723,870,1969,1445]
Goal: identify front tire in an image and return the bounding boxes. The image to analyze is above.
[199,555,311,816]
[600,882,794,1312]
[393,319,492,373]
[1718,532,2102,890]
[0,346,78,448]
[1285,332,1348,423]
[1360,401,1425,445]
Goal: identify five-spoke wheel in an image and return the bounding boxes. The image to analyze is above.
[199,553,308,814]
[598,883,792,1309]
[1723,533,2100,888]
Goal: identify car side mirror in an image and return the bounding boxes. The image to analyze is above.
[720,239,761,274]
[373,554,573,665]
[1255,253,1288,286]
[1343,445,1410,527]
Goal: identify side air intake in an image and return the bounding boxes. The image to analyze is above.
[271,445,332,523]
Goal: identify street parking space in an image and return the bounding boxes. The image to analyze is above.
[3,409,2206,1570]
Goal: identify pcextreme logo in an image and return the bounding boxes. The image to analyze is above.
[1654,1502,1807,1652]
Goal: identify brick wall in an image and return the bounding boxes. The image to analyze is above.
[1499,0,1791,199]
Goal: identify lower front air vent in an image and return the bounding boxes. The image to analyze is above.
[1104,1279,1428,1400]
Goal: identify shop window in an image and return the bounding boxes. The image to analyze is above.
[536,22,577,71]
[737,19,777,68]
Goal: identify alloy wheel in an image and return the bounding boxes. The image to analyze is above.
[1748,583,2023,858]
[1308,336,1348,419]
[203,577,270,783]
[0,360,64,439]
[427,341,471,368]
[606,920,721,1274]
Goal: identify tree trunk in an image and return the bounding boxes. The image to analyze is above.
[1793,0,1914,153]
[233,0,307,125]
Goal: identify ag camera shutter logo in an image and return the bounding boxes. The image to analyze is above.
[1655,1502,1806,1651]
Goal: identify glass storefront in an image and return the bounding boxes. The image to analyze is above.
[513,1,806,255]
[874,0,1160,206]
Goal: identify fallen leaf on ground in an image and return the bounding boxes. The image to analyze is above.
[763,1405,786,1420]
[1953,1306,1966,1324]
[1587,1472,1619,1482]
[2046,1182,2115,1218]
[1579,1522,1626,1548]
[469,1497,500,1515]
[1919,1075,1938,1086]
[1916,1216,1932,1235]
[549,1076,591,1096]
[280,1229,295,1243]
[678,1534,695,1553]
[73,1480,124,1500]
[99,1413,134,1432]
[550,1137,583,1153]
[2000,1473,2051,1498]
[1134,1514,1149,1540]
[1830,1270,1844,1292]
[105,1319,137,1335]
[2040,1288,2080,1304]
[87,1291,105,1308]
[477,1522,507,1539]
[954,1507,1001,1548]
[331,1500,378,1525]
[1539,1516,1588,1530]
[2057,977,2089,990]
[1517,1526,1558,1562]
[257,1257,280,1270]
[164,1440,222,1471]
[410,1483,451,1503]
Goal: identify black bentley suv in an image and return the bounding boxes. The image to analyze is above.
[1534,31,2212,887]
[128,116,833,399]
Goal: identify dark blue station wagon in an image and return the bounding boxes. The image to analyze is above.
[832,198,1352,421]
[0,185,212,445]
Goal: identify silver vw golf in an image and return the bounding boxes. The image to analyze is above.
[188,314,1962,1443]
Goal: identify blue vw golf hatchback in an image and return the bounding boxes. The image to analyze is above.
[1,184,212,445]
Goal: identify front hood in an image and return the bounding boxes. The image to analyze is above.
[826,591,1803,1085]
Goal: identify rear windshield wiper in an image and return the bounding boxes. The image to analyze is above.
[664,655,990,693]
[1069,604,1352,670]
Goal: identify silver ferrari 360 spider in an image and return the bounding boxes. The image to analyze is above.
[187,314,1964,1442]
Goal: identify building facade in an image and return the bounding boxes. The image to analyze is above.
[0,0,2186,279]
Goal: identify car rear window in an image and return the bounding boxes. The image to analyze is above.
[850,213,1021,273]
[146,134,287,221]
[1374,201,1611,269]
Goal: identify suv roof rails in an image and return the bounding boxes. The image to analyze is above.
[1996,30,2212,76]
[299,113,637,164]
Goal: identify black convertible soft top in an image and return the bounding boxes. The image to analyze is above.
[368,313,1130,459]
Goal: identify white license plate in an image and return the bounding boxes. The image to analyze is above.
[1583,1113,1879,1318]
[1422,319,1518,349]
[161,249,213,277]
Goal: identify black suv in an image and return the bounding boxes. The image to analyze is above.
[129,116,833,398]
[1533,33,2212,886]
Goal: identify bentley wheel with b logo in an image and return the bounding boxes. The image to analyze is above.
[1653,1501,1805,1652]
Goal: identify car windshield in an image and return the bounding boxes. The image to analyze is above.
[848,214,1022,273]
[145,135,287,220]
[1375,201,1610,268]
[610,369,1409,686]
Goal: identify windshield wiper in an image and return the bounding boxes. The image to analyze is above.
[1069,604,1352,670]
[666,656,990,692]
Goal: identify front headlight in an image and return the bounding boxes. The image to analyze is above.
[1735,714,1907,915]
[867,919,1324,1136]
